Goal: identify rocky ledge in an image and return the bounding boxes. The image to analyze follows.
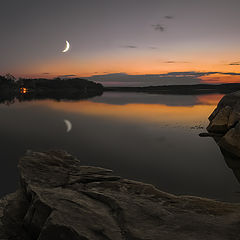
[1,150,240,239]
[207,91,240,157]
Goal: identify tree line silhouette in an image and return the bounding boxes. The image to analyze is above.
[0,74,103,105]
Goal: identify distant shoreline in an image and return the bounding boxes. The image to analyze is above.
[0,77,103,104]
[2,75,240,102]
[103,83,240,95]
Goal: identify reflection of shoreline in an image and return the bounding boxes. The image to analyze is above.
[30,99,216,126]
[0,91,221,125]
[91,92,224,107]
[196,94,224,105]
[0,88,103,105]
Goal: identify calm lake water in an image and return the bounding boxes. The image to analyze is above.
[1,92,240,202]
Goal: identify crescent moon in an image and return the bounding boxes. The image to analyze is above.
[62,40,70,53]
[64,119,72,132]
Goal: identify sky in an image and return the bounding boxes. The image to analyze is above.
[1,0,240,86]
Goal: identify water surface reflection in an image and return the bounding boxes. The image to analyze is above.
[0,92,240,202]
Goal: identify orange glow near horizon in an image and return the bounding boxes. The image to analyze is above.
[200,73,240,84]
[10,50,240,83]
[197,94,224,105]
[29,95,218,126]
[14,70,240,86]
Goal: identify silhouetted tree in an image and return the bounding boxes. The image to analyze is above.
[5,73,16,82]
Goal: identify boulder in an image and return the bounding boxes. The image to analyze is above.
[1,150,240,239]
[207,91,240,157]
[219,122,240,158]
[207,106,232,133]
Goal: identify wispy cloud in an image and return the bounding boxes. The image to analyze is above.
[219,72,240,75]
[229,62,240,66]
[163,61,190,64]
[86,71,240,87]
[164,15,174,19]
[87,72,206,86]
[120,45,138,49]
[164,61,176,63]
[57,74,77,78]
[42,72,50,75]
[152,24,165,32]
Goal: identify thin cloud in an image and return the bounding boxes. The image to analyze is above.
[57,74,77,78]
[148,47,158,49]
[164,61,176,64]
[164,16,174,19]
[86,72,205,86]
[120,45,138,49]
[42,73,50,75]
[229,62,240,66]
[152,24,165,32]
[163,61,190,64]
[86,71,240,87]
[219,72,240,75]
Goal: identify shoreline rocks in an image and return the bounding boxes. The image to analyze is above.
[198,132,223,137]
[207,91,240,157]
[1,150,240,239]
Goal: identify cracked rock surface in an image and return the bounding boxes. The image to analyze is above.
[1,150,240,239]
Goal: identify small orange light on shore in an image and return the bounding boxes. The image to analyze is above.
[20,88,28,94]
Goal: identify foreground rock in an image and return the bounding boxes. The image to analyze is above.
[207,91,240,157]
[1,150,240,239]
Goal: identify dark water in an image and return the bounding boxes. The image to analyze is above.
[1,92,240,202]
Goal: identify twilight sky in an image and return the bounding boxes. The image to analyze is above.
[1,0,240,86]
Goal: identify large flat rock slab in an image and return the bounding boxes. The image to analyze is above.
[1,150,240,239]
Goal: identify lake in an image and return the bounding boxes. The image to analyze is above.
[1,92,240,202]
